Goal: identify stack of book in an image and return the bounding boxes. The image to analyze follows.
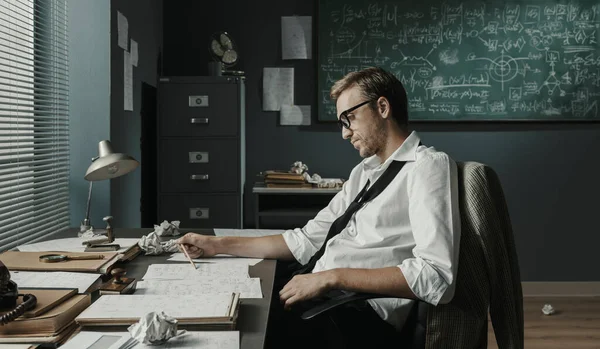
[0,288,91,345]
[263,171,310,188]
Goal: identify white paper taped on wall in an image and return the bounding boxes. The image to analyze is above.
[282,16,312,60]
[263,67,294,111]
[280,105,311,125]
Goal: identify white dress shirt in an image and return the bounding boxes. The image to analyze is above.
[282,131,461,329]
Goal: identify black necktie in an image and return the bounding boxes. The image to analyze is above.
[293,160,407,276]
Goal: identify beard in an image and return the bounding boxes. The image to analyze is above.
[356,120,388,158]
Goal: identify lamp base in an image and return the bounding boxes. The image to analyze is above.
[79,220,92,237]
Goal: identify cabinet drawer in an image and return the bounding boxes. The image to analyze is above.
[159,194,240,228]
[160,139,239,193]
[159,83,239,137]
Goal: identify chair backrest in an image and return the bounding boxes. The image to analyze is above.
[424,162,524,349]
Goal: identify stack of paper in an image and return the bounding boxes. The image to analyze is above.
[76,294,240,330]
[136,278,262,299]
[139,263,262,299]
[61,331,239,349]
[167,253,262,266]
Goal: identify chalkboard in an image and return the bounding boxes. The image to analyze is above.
[318,0,600,121]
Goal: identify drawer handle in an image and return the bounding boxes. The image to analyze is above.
[190,208,209,219]
[190,118,209,124]
[190,174,209,181]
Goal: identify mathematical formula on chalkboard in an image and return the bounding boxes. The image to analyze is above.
[318,0,600,121]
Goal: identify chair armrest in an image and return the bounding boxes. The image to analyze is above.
[300,291,388,320]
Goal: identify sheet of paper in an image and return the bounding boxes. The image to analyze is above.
[17,237,140,253]
[10,271,100,293]
[77,294,236,320]
[213,229,284,237]
[168,253,262,266]
[142,263,249,280]
[137,278,262,299]
[282,16,312,59]
[117,11,128,50]
[61,331,239,349]
[281,105,311,125]
[262,67,294,111]
[136,331,239,349]
[124,50,133,111]
[60,331,128,349]
[130,39,139,67]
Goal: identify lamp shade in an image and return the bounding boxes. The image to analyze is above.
[84,140,139,181]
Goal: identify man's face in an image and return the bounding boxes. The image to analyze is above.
[336,86,387,158]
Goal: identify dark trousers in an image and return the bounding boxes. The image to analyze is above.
[265,262,399,349]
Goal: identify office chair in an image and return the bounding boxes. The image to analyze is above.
[302,162,524,349]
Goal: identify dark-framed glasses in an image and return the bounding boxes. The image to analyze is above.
[338,100,372,129]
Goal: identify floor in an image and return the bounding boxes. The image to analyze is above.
[488,296,600,348]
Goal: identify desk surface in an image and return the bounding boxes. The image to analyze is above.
[52,228,275,349]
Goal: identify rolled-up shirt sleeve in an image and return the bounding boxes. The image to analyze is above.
[399,153,461,305]
[282,173,355,265]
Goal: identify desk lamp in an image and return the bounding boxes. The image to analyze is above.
[80,140,139,241]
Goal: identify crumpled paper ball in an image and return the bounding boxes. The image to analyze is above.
[542,304,555,315]
[290,161,308,174]
[79,228,96,238]
[138,232,180,255]
[153,220,181,237]
[128,311,178,345]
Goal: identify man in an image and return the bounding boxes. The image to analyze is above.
[177,67,461,349]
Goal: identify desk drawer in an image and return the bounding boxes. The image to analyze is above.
[159,194,240,228]
[159,83,239,137]
[160,139,239,193]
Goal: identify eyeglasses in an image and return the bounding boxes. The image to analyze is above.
[337,100,372,129]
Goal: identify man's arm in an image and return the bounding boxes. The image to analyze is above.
[279,267,416,310]
[177,233,296,260]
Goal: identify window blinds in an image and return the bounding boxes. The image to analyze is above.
[0,0,69,251]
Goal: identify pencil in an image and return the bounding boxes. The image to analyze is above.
[179,243,197,270]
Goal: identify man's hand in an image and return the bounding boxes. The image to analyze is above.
[176,233,218,258]
[279,270,336,310]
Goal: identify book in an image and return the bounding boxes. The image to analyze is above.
[266,183,313,189]
[17,288,77,318]
[118,243,142,262]
[0,251,120,274]
[0,292,90,335]
[0,321,79,344]
[263,171,305,181]
[76,293,240,330]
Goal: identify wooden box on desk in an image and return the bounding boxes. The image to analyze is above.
[98,269,137,295]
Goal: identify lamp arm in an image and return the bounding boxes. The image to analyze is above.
[85,181,93,222]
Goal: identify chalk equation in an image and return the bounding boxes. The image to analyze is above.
[318,1,600,121]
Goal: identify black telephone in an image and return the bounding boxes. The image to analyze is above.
[0,260,37,325]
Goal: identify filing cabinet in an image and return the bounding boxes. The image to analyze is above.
[157,76,245,228]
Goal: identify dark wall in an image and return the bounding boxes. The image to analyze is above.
[162,1,600,282]
[110,0,163,228]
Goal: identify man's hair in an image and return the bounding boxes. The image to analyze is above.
[330,67,408,127]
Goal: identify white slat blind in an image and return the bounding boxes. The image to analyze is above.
[0,0,69,251]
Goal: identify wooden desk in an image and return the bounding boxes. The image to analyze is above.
[50,228,276,349]
[253,183,340,229]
